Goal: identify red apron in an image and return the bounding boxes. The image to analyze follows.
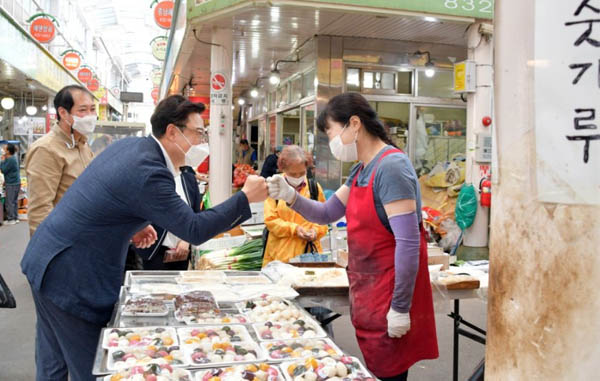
[346,149,438,377]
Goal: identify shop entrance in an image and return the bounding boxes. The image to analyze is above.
[280,107,301,146]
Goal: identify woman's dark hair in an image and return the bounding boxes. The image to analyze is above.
[240,139,249,146]
[151,95,206,138]
[54,85,93,121]
[316,92,395,146]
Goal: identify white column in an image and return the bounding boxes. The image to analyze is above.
[462,22,493,247]
[209,27,233,206]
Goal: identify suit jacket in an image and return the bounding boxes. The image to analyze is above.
[134,165,201,262]
[21,136,251,324]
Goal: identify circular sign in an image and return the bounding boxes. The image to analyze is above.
[111,87,121,98]
[77,67,93,82]
[211,73,227,92]
[154,1,174,29]
[151,69,163,86]
[63,52,81,71]
[151,88,160,101]
[30,18,55,43]
[151,36,168,61]
[87,78,100,92]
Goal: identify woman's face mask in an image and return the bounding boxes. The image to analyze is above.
[285,174,305,188]
[329,123,358,162]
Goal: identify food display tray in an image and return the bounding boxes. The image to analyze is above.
[183,341,267,369]
[101,326,178,350]
[194,363,283,381]
[279,356,375,381]
[177,325,254,345]
[252,321,328,342]
[260,338,344,361]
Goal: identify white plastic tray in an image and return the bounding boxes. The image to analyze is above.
[260,338,344,361]
[236,296,305,324]
[194,363,283,381]
[102,326,178,350]
[121,297,169,317]
[252,321,328,342]
[106,346,188,371]
[184,341,266,369]
[102,367,192,381]
[177,325,253,346]
[280,356,374,381]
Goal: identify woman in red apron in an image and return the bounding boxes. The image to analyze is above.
[267,93,438,380]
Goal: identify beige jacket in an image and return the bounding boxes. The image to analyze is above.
[25,124,94,236]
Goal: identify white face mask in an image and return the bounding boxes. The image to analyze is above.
[329,124,358,162]
[285,174,305,188]
[71,114,97,137]
[176,128,209,168]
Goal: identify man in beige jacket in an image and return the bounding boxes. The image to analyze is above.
[25,85,96,236]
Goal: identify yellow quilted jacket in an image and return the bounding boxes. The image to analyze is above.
[262,179,328,267]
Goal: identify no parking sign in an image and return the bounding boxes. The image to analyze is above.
[210,72,230,105]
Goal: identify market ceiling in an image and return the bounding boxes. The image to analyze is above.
[79,0,166,81]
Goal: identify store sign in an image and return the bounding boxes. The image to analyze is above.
[191,0,494,20]
[151,87,160,102]
[210,72,230,105]
[534,0,600,205]
[453,60,476,93]
[151,69,163,86]
[29,17,55,43]
[77,67,93,82]
[111,87,121,99]
[154,1,174,29]
[87,78,100,92]
[62,52,81,71]
[150,36,168,61]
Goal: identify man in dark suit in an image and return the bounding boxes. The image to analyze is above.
[21,95,268,380]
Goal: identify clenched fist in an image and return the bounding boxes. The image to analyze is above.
[242,175,269,203]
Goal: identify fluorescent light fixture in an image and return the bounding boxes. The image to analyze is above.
[425,61,436,77]
[250,88,259,98]
[237,98,246,106]
[424,16,438,22]
[42,105,48,111]
[1,97,15,110]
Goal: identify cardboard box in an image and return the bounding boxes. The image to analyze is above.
[428,245,449,270]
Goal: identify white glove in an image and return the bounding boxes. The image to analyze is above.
[387,308,411,338]
[266,174,296,204]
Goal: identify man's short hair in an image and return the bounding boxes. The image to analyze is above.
[151,95,206,138]
[54,85,93,121]
[6,143,16,155]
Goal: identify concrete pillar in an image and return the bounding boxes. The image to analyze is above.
[209,27,233,206]
[463,22,493,247]
[486,1,600,379]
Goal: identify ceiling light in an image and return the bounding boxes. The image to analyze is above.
[1,97,15,110]
[269,70,281,85]
[250,88,259,98]
[42,105,48,111]
[26,105,38,115]
[237,98,246,106]
[425,62,436,77]
[424,16,438,22]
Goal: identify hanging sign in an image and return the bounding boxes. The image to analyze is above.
[61,50,82,71]
[27,13,59,43]
[151,87,160,102]
[534,0,600,205]
[210,72,230,105]
[111,87,121,99]
[152,0,174,29]
[87,78,100,92]
[150,36,168,61]
[151,69,163,86]
[77,66,93,83]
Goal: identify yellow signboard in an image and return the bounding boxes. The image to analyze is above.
[454,61,466,92]
[453,60,476,93]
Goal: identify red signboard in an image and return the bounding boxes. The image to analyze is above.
[87,78,100,92]
[77,67,93,82]
[63,52,81,71]
[154,1,174,29]
[189,96,210,120]
[151,87,160,101]
[30,18,55,43]
[211,73,226,92]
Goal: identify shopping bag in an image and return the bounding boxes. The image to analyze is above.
[0,272,16,308]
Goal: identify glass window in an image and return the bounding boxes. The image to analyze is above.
[417,70,457,98]
[277,84,289,108]
[363,71,374,89]
[346,68,361,91]
[291,76,302,103]
[397,71,413,94]
[303,69,316,98]
[302,104,316,155]
[269,92,276,111]
[414,106,467,177]
[381,72,395,90]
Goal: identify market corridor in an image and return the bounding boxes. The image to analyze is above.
[0,222,487,380]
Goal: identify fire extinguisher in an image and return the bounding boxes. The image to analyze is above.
[479,177,492,207]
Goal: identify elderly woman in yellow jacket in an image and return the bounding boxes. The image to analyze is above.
[262,145,328,266]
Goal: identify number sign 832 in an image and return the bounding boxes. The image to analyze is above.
[444,0,493,13]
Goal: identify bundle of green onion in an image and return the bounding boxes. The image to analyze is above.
[196,239,263,270]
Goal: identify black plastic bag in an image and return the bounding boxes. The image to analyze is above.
[0,272,16,308]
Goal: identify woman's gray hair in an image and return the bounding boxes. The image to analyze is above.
[277,145,308,170]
